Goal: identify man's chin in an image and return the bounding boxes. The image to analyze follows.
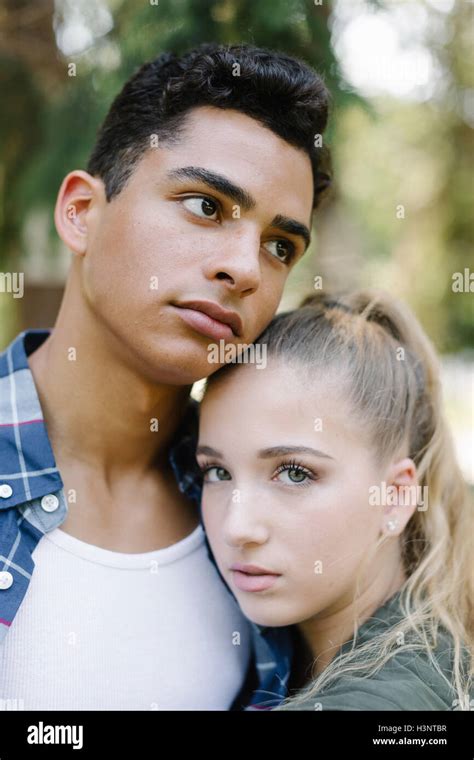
[137,360,208,387]
[111,330,207,385]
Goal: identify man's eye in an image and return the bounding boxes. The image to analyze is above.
[181,196,220,220]
[263,239,296,264]
[203,466,231,483]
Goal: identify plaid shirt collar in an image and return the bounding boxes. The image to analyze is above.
[0,330,63,511]
[0,329,293,709]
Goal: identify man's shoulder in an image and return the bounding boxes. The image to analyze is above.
[0,329,63,510]
[0,330,51,377]
[0,331,24,377]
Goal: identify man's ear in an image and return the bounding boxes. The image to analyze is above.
[380,457,419,538]
[54,170,105,256]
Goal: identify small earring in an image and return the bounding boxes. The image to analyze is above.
[386,519,398,533]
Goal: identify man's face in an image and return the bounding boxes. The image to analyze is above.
[80,106,314,384]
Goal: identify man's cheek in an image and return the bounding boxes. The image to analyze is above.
[257,297,285,335]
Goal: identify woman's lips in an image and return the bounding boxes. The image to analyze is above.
[174,306,235,341]
[231,569,281,593]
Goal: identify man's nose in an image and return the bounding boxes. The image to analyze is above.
[203,226,262,297]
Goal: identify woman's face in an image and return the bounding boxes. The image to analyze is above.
[197,360,398,628]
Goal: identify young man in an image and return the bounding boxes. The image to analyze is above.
[0,43,329,710]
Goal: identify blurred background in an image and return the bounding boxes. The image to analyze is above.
[0,0,472,482]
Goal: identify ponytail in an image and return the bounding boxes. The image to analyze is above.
[258,289,473,708]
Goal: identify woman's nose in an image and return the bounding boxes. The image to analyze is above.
[223,497,270,548]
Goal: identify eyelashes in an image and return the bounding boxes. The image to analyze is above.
[197,460,230,483]
[197,458,318,488]
[178,193,299,266]
[264,238,297,265]
[180,195,220,221]
[198,461,231,484]
[273,459,316,488]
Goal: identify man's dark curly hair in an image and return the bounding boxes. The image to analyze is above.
[87,43,331,208]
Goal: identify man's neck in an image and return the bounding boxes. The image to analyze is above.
[28,305,192,482]
[26,300,200,551]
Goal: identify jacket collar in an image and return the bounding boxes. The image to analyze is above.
[0,330,63,510]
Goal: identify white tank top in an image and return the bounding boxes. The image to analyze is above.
[0,524,251,710]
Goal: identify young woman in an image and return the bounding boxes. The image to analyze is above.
[196,290,473,710]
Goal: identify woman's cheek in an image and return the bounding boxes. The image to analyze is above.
[202,496,226,549]
[201,497,214,534]
[294,504,359,586]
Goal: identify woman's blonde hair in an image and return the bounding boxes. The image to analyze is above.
[244,289,473,710]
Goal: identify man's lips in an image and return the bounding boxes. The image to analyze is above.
[173,300,244,342]
[230,563,282,593]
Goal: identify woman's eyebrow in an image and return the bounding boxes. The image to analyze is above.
[166,165,311,251]
[258,445,334,460]
[196,445,224,458]
[196,444,334,460]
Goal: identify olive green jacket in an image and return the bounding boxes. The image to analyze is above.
[281,592,462,711]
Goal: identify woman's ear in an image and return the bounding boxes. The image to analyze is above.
[380,457,419,537]
[54,170,105,257]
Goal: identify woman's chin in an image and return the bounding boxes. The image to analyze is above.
[239,599,300,628]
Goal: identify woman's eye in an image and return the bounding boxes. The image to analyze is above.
[274,465,313,486]
[263,239,296,265]
[181,196,219,220]
[203,466,231,483]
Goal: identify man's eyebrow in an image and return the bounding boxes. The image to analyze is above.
[270,214,311,252]
[166,166,256,212]
[167,165,312,252]
[196,444,334,460]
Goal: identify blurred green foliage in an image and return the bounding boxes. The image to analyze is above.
[0,0,472,352]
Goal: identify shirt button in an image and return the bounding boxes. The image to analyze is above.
[0,571,13,590]
[0,484,13,499]
[41,494,60,513]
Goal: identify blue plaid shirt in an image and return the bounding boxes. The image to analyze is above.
[0,330,293,709]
